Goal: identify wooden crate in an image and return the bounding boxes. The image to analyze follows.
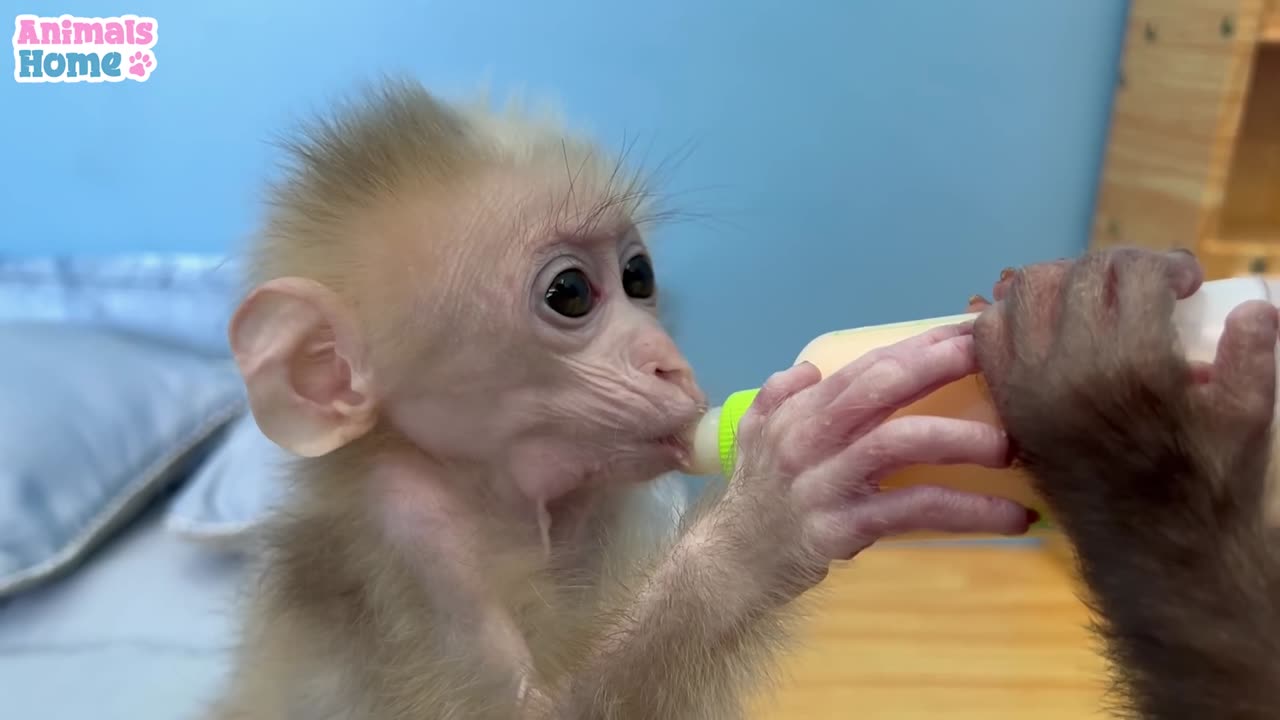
[1090,0,1280,278]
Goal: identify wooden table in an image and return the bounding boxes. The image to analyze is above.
[751,542,1111,719]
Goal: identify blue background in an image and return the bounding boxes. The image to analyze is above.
[0,0,1129,401]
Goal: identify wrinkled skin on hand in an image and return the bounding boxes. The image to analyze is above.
[973,250,1201,385]
[969,247,1278,539]
[707,319,1036,603]
[963,250,1280,720]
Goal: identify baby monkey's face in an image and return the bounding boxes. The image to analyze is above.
[381,163,707,502]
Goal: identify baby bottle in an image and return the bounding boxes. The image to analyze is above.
[686,275,1280,539]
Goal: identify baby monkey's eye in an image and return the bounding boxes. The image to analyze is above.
[545,268,594,318]
[622,254,655,299]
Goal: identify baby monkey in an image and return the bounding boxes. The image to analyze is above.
[211,78,1034,720]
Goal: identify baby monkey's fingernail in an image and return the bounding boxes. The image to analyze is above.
[999,267,1016,282]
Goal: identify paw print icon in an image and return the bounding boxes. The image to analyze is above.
[127,51,154,80]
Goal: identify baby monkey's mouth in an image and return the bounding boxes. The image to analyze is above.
[655,433,688,452]
[644,427,695,472]
[627,406,705,475]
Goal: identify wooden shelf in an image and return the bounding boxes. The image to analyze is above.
[1091,2,1280,280]
[1219,44,1280,245]
[1205,230,1280,252]
[1200,233,1280,276]
[1264,3,1280,42]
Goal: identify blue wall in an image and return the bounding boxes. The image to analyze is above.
[0,1,1129,401]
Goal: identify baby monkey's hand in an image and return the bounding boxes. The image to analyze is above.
[699,323,1035,603]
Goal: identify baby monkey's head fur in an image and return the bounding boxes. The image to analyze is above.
[230,78,706,506]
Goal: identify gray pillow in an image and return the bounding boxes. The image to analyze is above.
[0,323,246,598]
[0,253,239,357]
[165,411,293,550]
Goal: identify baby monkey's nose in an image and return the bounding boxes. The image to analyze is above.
[633,325,705,405]
[651,361,704,406]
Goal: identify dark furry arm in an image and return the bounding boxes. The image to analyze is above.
[974,249,1280,719]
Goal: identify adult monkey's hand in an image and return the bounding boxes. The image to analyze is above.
[964,249,1203,314]
[970,247,1280,720]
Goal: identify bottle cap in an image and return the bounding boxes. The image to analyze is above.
[717,388,760,477]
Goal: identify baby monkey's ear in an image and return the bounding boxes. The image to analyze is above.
[229,277,377,457]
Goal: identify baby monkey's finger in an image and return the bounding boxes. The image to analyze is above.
[835,322,973,382]
[806,322,973,410]
[735,362,824,459]
[809,487,1031,560]
[750,362,823,419]
[852,416,1010,487]
[827,333,978,437]
[795,416,1009,509]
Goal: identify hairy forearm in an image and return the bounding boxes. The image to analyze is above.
[1023,442,1280,719]
[1072,516,1280,718]
[556,523,798,720]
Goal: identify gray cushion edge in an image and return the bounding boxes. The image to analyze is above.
[164,513,263,550]
[164,515,259,538]
[0,392,248,599]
